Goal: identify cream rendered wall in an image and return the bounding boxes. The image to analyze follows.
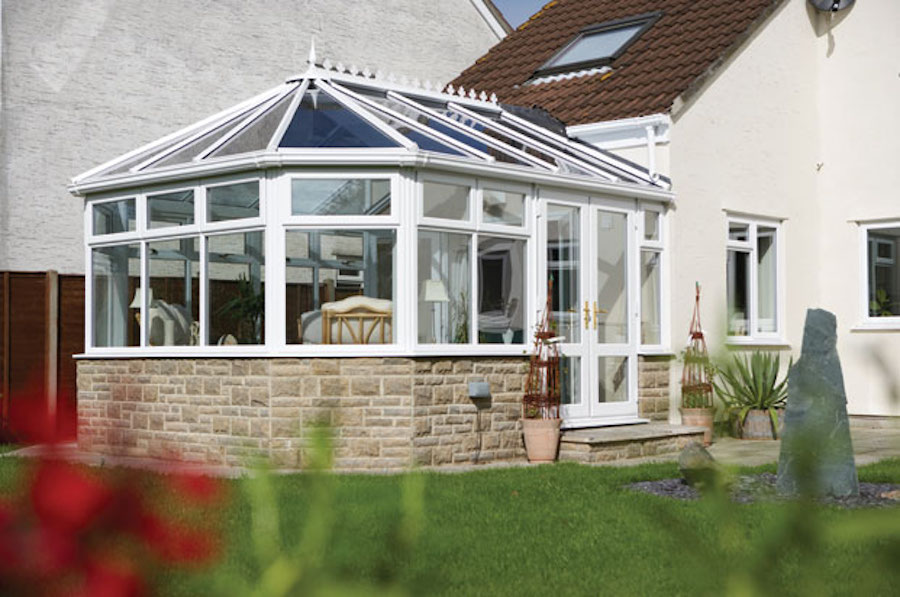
[666,0,821,418]
[0,0,502,275]
[814,2,900,416]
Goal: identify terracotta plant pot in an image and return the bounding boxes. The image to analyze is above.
[741,409,777,440]
[522,418,561,462]
[681,407,715,446]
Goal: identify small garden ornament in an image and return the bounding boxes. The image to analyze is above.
[522,279,562,462]
[680,283,715,445]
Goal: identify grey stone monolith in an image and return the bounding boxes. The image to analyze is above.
[776,309,858,497]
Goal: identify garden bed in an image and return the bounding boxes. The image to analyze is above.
[628,472,900,508]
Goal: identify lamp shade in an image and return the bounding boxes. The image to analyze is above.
[129,287,153,309]
[420,279,450,303]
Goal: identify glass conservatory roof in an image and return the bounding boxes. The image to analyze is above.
[73,63,665,189]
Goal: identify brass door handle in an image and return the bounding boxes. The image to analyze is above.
[593,301,607,330]
[583,301,591,330]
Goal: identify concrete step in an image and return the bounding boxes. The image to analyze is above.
[559,422,706,464]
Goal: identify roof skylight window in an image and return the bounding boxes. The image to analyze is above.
[536,13,660,76]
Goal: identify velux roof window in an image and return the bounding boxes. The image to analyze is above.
[536,12,660,77]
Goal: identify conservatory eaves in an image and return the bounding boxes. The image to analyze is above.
[70,62,671,200]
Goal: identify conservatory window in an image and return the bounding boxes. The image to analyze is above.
[726,217,782,340]
[147,237,200,346]
[287,229,395,345]
[91,243,140,347]
[862,223,900,323]
[147,189,194,229]
[477,237,525,344]
[291,178,391,216]
[418,231,471,344]
[640,206,664,346]
[93,198,136,236]
[207,231,265,345]
[422,181,471,221]
[207,180,260,223]
[482,189,525,227]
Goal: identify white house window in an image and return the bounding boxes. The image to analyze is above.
[726,217,782,340]
[91,243,140,347]
[862,223,900,322]
[207,180,260,222]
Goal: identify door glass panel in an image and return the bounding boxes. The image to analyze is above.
[640,250,661,345]
[596,210,627,344]
[644,211,660,241]
[560,356,581,405]
[547,205,580,343]
[598,356,628,403]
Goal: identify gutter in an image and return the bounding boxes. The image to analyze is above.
[469,0,512,39]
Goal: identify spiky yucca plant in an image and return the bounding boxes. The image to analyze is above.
[713,351,791,436]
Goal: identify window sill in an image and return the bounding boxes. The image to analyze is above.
[725,337,791,349]
[638,347,675,357]
[851,321,900,332]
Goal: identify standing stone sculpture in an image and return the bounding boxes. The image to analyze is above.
[776,309,859,497]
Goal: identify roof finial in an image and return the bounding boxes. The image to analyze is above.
[307,37,317,66]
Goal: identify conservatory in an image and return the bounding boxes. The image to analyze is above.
[71,59,674,468]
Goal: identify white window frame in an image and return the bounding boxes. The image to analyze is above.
[415,171,532,355]
[638,201,669,353]
[725,215,785,345]
[84,174,268,356]
[274,168,402,355]
[857,220,900,330]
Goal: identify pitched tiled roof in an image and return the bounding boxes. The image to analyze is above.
[452,0,784,125]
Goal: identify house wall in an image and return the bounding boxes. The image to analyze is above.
[666,0,821,416]
[813,2,900,416]
[0,0,502,275]
[666,0,900,417]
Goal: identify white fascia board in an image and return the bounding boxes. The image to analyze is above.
[69,151,674,204]
[468,0,510,39]
[567,113,671,150]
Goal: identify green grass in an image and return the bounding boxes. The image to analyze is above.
[1,457,898,596]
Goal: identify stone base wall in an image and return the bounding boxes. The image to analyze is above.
[638,356,673,421]
[77,357,527,471]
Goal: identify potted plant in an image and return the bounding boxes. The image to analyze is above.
[714,351,790,440]
[680,284,715,445]
[521,280,561,462]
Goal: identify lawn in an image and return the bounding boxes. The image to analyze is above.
[1,455,898,596]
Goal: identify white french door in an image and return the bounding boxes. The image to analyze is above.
[541,192,641,428]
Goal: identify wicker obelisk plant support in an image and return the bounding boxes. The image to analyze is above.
[681,283,716,445]
[521,279,562,462]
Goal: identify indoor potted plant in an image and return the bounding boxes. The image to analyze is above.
[714,351,790,440]
[680,284,715,445]
[521,281,562,462]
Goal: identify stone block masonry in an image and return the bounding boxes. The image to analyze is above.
[77,357,529,471]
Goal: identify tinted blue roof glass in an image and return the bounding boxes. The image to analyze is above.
[279,87,399,148]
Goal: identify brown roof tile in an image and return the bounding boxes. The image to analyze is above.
[452,0,784,125]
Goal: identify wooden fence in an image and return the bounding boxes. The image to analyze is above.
[0,271,83,441]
